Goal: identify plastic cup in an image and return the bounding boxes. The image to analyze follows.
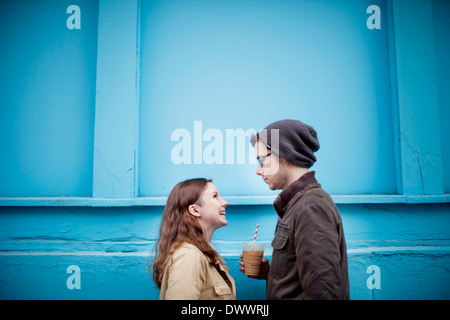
[242,242,266,276]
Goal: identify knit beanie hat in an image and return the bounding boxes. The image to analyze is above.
[252,119,320,168]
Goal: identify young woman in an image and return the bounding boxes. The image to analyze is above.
[152,178,236,300]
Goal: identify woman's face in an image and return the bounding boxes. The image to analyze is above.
[194,182,229,232]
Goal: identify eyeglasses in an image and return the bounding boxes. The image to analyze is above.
[257,153,272,168]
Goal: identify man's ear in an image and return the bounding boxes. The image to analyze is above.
[188,204,201,218]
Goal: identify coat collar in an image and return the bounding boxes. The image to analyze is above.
[273,171,319,218]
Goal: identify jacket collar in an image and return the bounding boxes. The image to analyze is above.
[273,171,319,218]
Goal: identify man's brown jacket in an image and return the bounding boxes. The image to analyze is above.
[267,171,350,300]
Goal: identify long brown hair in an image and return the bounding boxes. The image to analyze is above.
[151,178,217,288]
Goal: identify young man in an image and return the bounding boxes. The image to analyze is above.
[239,119,350,300]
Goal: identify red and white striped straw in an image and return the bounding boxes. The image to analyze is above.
[252,224,259,245]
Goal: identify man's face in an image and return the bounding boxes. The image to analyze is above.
[255,140,288,190]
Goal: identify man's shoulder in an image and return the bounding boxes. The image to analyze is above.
[287,186,337,219]
[290,183,331,208]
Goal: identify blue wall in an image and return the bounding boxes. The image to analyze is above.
[0,0,98,197]
[1,204,449,300]
[0,0,449,300]
[139,0,397,197]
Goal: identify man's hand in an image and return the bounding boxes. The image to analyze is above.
[238,254,270,280]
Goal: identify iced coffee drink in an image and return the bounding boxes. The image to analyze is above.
[242,242,266,276]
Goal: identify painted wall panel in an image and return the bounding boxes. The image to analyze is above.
[0,0,98,197]
[139,0,396,197]
[93,0,140,198]
[432,0,450,193]
[393,0,444,195]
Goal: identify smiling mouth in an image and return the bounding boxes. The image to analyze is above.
[219,210,226,215]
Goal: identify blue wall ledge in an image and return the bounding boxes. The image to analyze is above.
[1,194,449,207]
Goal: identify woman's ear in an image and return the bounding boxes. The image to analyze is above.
[188,204,201,218]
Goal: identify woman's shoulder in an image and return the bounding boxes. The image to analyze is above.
[172,243,208,263]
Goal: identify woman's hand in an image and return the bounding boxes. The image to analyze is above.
[238,254,270,280]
